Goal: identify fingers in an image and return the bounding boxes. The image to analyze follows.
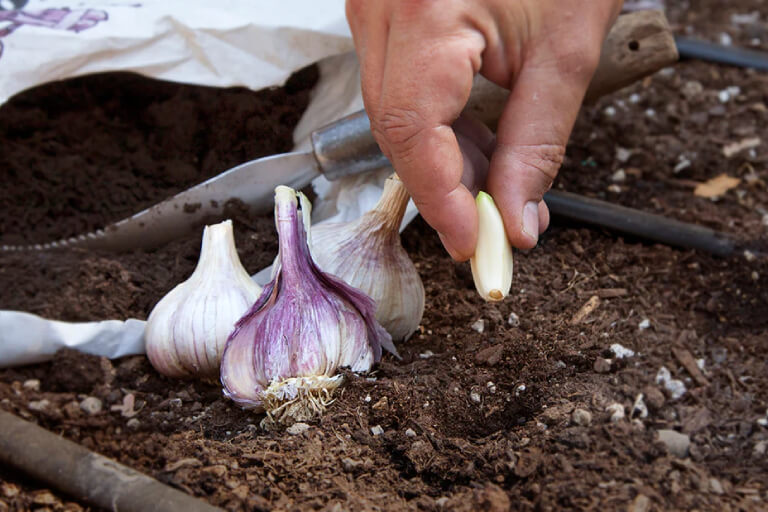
[361,5,486,260]
[487,43,600,249]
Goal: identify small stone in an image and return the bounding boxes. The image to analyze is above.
[202,465,227,478]
[22,379,41,391]
[710,478,724,495]
[515,384,526,396]
[673,157,691,174]
[761,213,768,227]
[754,440,768,456]
[629,93,641,104]
[1,482,19,498]
[607,184,622,194]
[719,32,733,46]
[126,418,141,430]
[554,360,567,369]
[507,312,520,327]
[656,367,687,400]
[342,458,362,472]
[642,386,665,411]
[286,422,310,435]
[611,169,627,182]
[571,408,593,426]
[629,494,651,512]
[606,403,625,423]
[28,399,50,412]
[744,250,757,262]
[363,394,372,403]
[638,319,651,330]
[419,350,435,359]
[31,490,58,506]
[79,397,103,415]
[593,358,612,373]
[718,90,732,103]
[471,319,486,333]
[603,106,617,117]
[610,343,635,359]
[370,425,384,436]
[631,394,648,419]
[644,108,656,118]
[681,80,703,100]
[405,428,417,438]
[470,391,482,404]
[657,429,690,457]
[615,147,632,163]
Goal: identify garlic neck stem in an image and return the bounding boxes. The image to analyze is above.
[275,190,312,284]
[194,220,237,275]
[371,176,410,232]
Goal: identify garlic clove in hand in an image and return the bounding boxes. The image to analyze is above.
[145,220,261,378]
[470,191,513,301]
[311,175,425,341]
[221,186,396,424]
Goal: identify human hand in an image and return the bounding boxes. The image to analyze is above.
[346,0,622,260]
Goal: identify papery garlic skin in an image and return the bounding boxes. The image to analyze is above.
[311,176,425,341]
[145,220,261,378]
[221,186,396,423]
[470,192,514,302]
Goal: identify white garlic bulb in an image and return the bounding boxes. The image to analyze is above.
[145,220,261,378]
[470,191,513,301]
[310,175,425,341]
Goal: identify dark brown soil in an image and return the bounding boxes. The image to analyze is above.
[1,2,767,511]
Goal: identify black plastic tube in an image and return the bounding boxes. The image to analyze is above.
[0,410,223,512]
[543,190,737,257]
[675,36,768,71]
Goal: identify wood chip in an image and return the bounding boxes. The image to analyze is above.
[672,347,710,387]
[163,458,202,472]
[570,296,601,325]
[722,137,761,158]
[693,174,740,198]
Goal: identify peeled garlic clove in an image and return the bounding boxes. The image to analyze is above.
[221,186,395,423]
[311,175,425,341]
[145,220,261,378]
[470,191,513,301]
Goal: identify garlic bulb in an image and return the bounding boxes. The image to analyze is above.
[221,186,396,424]
[470,191,514,301]
[311,175,425,340]
[145,220,261,378]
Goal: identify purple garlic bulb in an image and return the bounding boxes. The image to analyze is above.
[220,186,397,423]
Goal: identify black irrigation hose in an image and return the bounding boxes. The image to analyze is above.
[0,410,223,512]
[544,190,738,257]
[675,36,768,71]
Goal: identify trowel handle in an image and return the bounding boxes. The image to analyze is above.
[311,9,677,181]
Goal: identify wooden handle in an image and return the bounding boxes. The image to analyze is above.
[465,10,678,128]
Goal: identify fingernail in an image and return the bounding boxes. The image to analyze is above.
[522,201,539,244]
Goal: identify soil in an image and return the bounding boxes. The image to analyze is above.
[1,1,767,511]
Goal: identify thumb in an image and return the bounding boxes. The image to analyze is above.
[487,52,599,249]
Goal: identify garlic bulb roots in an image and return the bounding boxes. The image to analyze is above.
[145,220,261,378]
[470,191,514,301]
[311,175,425,341]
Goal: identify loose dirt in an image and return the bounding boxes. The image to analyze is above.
[1,2,767,510]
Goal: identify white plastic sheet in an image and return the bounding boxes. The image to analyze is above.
[0,0,352,105]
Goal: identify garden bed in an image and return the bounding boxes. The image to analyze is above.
[1,1,767,510]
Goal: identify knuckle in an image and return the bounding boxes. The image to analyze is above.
[553,40,602,82]
[515,143,565,182]
[371,107,426,160]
